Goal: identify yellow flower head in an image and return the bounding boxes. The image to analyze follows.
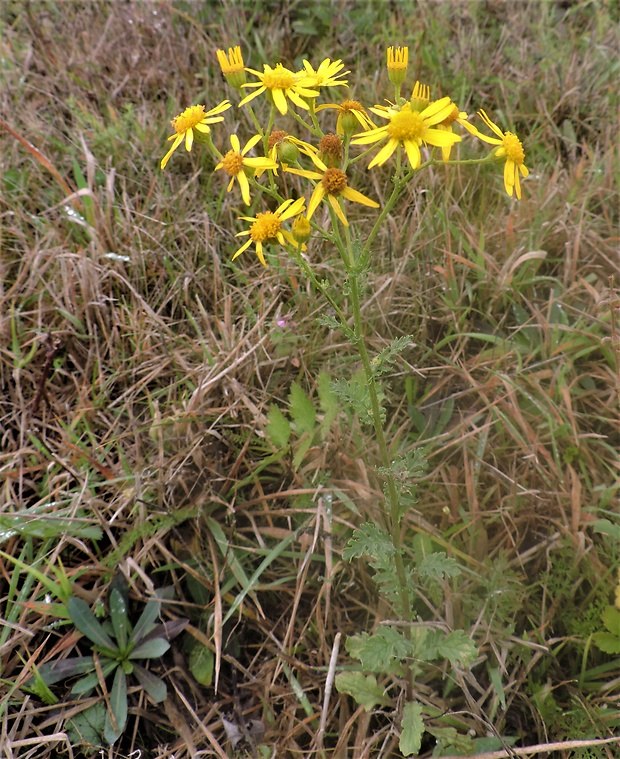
[352,98,461,170]
[301,58,349,91]
[233,197,306,266]
[214,134,277,205]
[473,109,529,199]
[387,46,408,88]
[285,157,379,228]
[239,63,319,115]
[216,46,246,89]
[160,101,231,170]
[316,99,376,136]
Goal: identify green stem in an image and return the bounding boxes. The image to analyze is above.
[335,213,412,626]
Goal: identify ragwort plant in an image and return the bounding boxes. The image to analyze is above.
[161,44,530,755]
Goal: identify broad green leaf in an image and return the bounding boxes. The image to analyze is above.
[417,552,461,580]
[109,588,130,652]
[68,596,117,653]
[400,701,424,756]
[133,663,167,702]
[346,628,411,673]
[66,702,107,750]
[289,382,316,434]
[601,605,620,636]
[189,641,214,686]
[265,406,291,449]
[104,668,127,744]
[335,672,389,711]
[435,630,478,667]
[592,632,620,654]
[131,597,161,643]
[592,520,620,540]
[343,523,394,562]
[129,637,170,659]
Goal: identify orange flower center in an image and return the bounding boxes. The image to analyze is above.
[318,134,342,165]
[441,104,460,126]
[387,106,425,141]
[340,99,365,114]
[503,132,525,165]
[221,150,244,176]
[172,105,206,134]
[262,64,296,91]
[322,168,348,195]
[250,212,281,243]
[268,129,287,149]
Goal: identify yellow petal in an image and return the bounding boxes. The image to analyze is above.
[307,184,326,220]
[368,138,398,168]
[327,194,348,226]
[342,187,379,208]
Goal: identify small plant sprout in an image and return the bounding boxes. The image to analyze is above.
[27,580,187,745]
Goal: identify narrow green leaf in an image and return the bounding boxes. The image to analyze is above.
[334,672,389,711]
[0,550,71,603]
[133,663,167,703]
[292,431,313,471]
[400,701,425,756]
[71,658,119,695]
[128,637,170,659]
[221,517,312,627]
[131,598,161,643]
[68,596,117,652]
[34,656,95,687]
[104,668,127,744]
[109,588,130,652]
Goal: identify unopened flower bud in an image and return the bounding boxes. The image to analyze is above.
[291,215,311,244]
[216,46,246,90]
[318,133,342,167]
[386,46,408,88]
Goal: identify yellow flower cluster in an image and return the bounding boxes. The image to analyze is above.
[159,45,530,265]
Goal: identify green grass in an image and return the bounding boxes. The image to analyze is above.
[1,0,619,756]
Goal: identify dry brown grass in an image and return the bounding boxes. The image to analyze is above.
[1,1,619,757]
